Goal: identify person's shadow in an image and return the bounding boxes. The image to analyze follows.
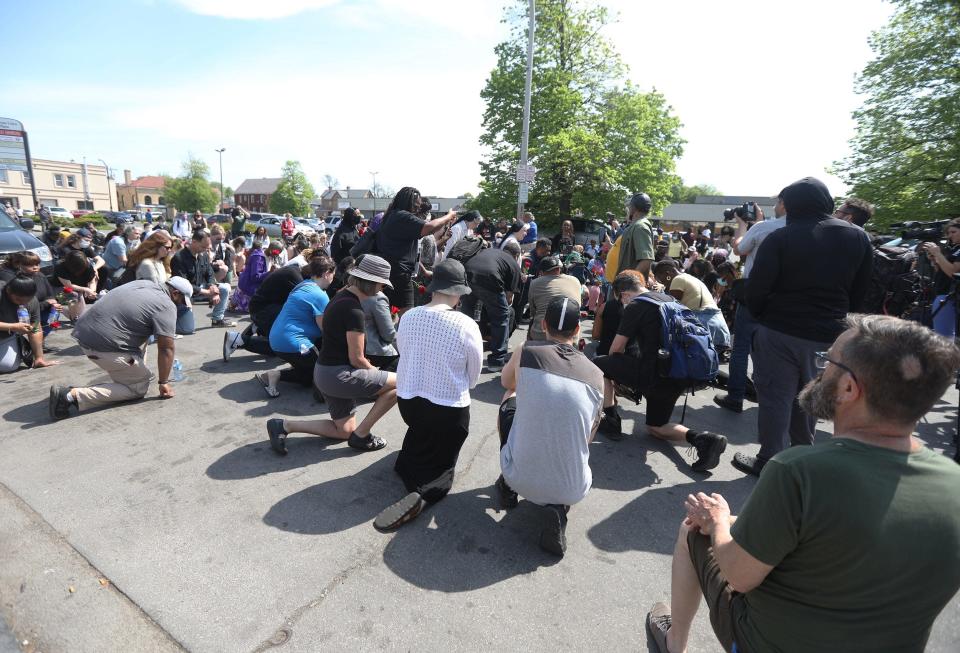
[381,485,562,592]
[206,437,359,480]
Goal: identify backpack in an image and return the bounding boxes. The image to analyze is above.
[447,235,486,265]
[633,294,719,384]
[604,236,622,282]
[114,266,137,288]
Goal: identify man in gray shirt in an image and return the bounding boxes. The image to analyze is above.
[48,278,192,420]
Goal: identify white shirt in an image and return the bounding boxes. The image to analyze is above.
[738,217,786,278]
[442,221,472,259]
[396,305,483,407]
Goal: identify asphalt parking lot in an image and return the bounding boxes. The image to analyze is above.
[1,308,958,652]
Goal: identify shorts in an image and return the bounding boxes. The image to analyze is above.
[384,272,415,310]
[686,529,749,652]
[314,364,389,420]
[593,353,686,427]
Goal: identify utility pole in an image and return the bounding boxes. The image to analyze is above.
[98,158,114,211]
[216,148,226,213]
[517,0,536,220]
[370,171,379,217]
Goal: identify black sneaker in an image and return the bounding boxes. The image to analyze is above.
[496,475,518,509]
[713,394,743,413]
[539,504,568,557]
[690,432,727,472]
[48,384,73,421]
[267,418,288,455]
[485,361,505,373]
[731,451,766,477]
[598,411,624,441]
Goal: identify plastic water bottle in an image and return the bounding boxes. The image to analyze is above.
[48,308,60,329]
[17,305,29,325]
[299,342,310,356]
[172,359,185,382]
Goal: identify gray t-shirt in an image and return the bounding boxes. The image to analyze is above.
[501,341,604,506]
[73,280,177,353]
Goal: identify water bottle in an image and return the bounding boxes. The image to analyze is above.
[172,359,185,382]
[299,342,310,356]
[17,305,30,325]
[48,308,61,329]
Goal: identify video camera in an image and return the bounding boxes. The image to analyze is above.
[723,202,756,221]
[890,220,949,242]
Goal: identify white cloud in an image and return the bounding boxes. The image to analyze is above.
[171,0,340,20]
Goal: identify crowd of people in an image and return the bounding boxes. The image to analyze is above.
[3,178,960,651]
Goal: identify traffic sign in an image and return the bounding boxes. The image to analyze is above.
[518,182,529,203]
[515,164,536,183]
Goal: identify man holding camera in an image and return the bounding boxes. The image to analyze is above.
[733,177,873,477]
[923,218,960,338]
[713,198,786,413]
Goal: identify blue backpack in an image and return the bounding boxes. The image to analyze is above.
[633,294,719,384]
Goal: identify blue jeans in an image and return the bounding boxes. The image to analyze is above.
[461,286,510,365]
[726,304,758,402]
[932,295,956,338]
[692,307,731,350]
[192,283,231,322]
[176,304,196,335]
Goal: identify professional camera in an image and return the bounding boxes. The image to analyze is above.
[890,220,949,242]
[723,202,757,221]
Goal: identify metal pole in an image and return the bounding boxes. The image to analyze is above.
[98,159,113,211]
[22,129,39,210]
[370,171,378,218]
[216,148,225,213]
[517,0,535,221]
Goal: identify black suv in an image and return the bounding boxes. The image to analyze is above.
[0,214,55,277]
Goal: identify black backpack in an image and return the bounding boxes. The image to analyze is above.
[447,235,486,265]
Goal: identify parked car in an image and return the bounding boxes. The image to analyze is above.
[548,218,608,248]
[48,207,73,221]
[71,209,94,219]
[0,213,54,278]
[298,217,325,233]
[251,214,314,238]
[207,214,232,225]
[324,216,341,235]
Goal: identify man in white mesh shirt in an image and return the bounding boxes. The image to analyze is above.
[373,259,483,531]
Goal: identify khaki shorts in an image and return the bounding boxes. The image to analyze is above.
[686,529,749,652]
[314,364,388,420]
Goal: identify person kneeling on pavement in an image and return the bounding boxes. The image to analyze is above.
[170,229,235,332]
[0,274,58,373]
[48,278,192,419]
[646,315,960,653]
[593,272,726,472]
[496,297,603,557]
[373,259,483,531]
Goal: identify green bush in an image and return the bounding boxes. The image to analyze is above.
[52,214,115,229]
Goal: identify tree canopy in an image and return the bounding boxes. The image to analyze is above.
[270,161,316,216]
[164,156,219,213]
[473,0,684,227]
[670,183,721,204]
[834,0,960,227]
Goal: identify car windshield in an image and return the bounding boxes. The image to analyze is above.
[0,212,20,232]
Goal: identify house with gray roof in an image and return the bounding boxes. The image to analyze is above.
[235,178,282,212]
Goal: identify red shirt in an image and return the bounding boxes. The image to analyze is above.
[281,217,296,237]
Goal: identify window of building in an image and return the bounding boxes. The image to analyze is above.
[158,196,164,205]
[67,175,77,188]
[0,170,7,183]
[22,170,30,185]
[77,200,94,210]
[144,195,152,205]
[54,174,64,187]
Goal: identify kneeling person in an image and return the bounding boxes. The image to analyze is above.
[497,297,602,557]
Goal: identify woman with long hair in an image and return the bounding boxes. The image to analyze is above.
[129,231,174,284]
[251,225,268,249]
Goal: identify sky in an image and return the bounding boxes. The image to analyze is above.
[3,0,895,201]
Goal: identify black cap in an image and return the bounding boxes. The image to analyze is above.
[544,296,581,332]
[629,192,652,213]
[539,256,562,273]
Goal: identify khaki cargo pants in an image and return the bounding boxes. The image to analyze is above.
[73,347,154,411]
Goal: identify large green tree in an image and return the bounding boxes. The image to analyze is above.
[670,182,722,204]
[475,0,684,226]
[834,0,960,227]
[164,156,219,213]
[270,160,316,216]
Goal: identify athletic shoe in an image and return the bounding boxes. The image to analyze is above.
[267,418,288,456]
[495,475,518,509]
[646,602,672,653]
[731,451,766,477]
[222,330,242,362]
[48,384,73,421]
[211,318,237,327]
[713,393,743,413]
[539,504,568,557]
[690,432,727,472]
[485,361,504,373]
[598,411,624,441]
[374,492,427,531]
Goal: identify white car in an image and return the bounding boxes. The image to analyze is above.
[48,207,73,220]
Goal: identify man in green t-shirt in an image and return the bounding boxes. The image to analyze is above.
[615,192,655,278]
[646,314,960,653]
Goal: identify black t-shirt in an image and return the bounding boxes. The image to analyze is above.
[319,289,365,366]
[330,228,358,263]
[249,264,303,316]
[933,245,960,295]
[464,248,522,294]
[54,259,96,288]
[616,291,674,389]
[376,210,425,276]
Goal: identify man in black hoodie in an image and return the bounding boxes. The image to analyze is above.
[733,177,873,477]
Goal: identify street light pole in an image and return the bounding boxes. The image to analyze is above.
[98,158,114,211]
[215,148,226,213]
[517,0,535,220]
[370,171,379,217]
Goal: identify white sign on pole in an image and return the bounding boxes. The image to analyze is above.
[515,164,536,183]
[518,182,529,204]
[0,117,27,172]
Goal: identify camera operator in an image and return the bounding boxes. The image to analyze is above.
[833,197,874,229]
[922,218,960,338]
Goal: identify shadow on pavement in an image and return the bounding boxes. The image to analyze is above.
[206,436,358,480]
[263,453,401,534]
[2,397,49,429]
[470,376,508,406]
[200,356,277,375]
[586,477,757,556]
[382,486,560,592]
[588,438,661,491]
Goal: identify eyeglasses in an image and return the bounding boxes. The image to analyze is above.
[834,208,852,217]
[815,351,859,386]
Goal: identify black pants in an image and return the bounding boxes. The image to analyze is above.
[368,354,399,372]
[497,396,517,449]
[240,303,283,356]
[276,347,318,386]
[395,397,470,504]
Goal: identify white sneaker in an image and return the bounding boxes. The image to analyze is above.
[222,330,241,362]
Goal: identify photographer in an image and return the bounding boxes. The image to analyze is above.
[922,218,960,338]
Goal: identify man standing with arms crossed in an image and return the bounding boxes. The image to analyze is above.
[616,192,656,279]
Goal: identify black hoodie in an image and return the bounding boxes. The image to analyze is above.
[746,177,873,343]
